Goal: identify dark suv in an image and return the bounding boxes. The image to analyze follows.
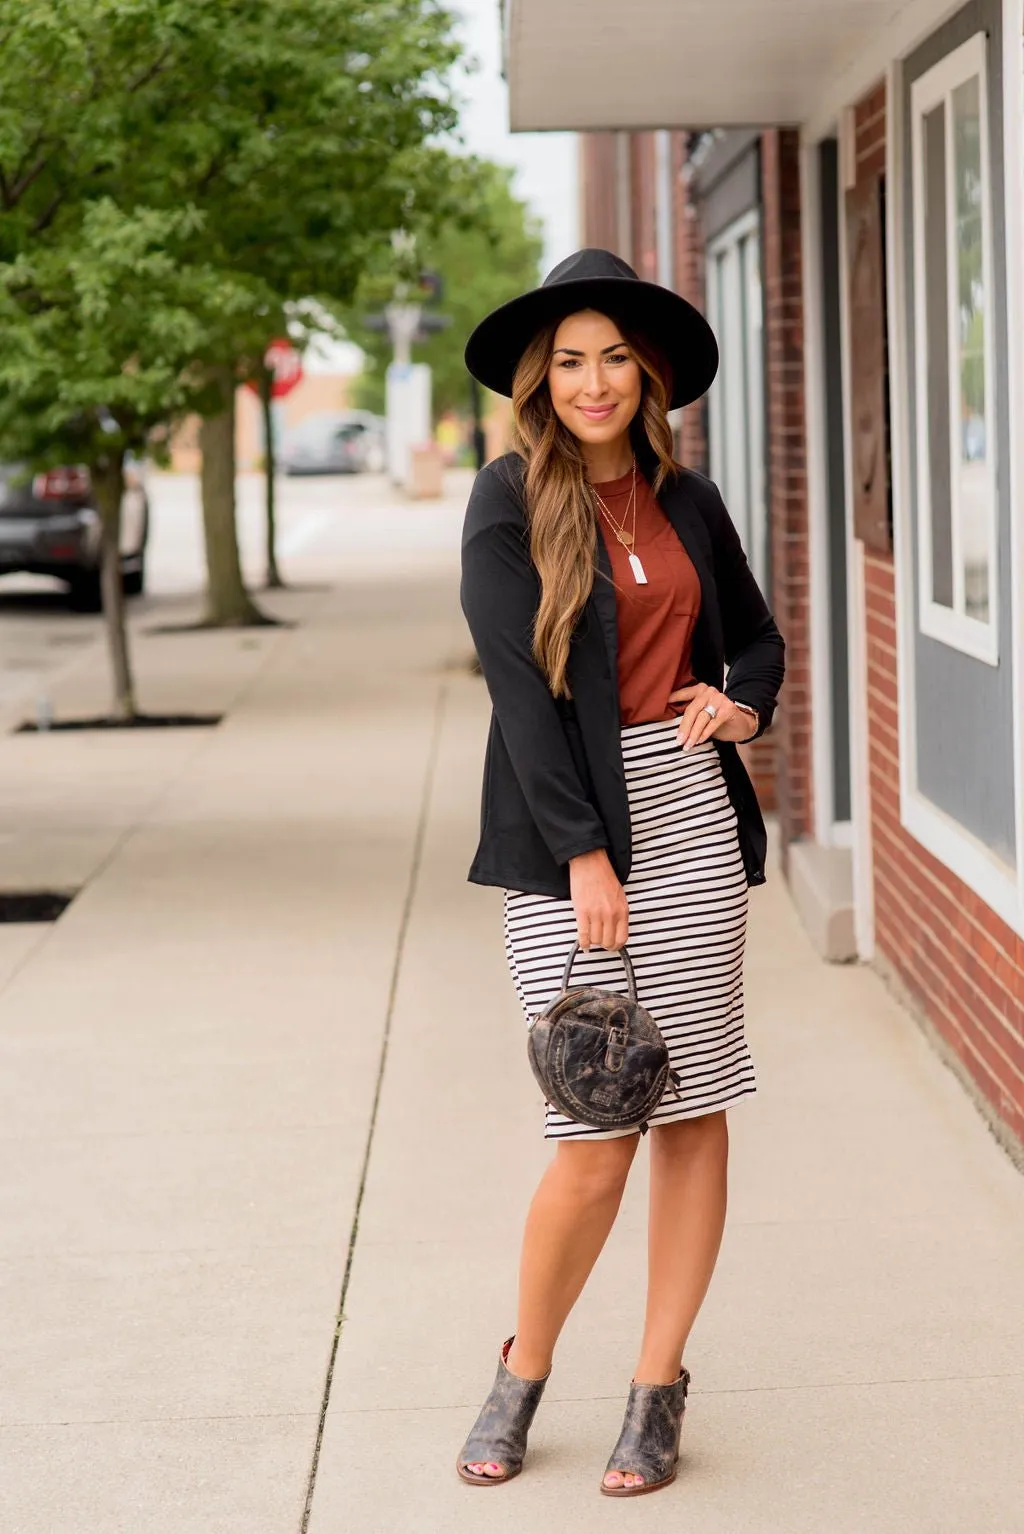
[0,462,148,609]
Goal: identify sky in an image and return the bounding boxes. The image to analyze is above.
[450,0,578,275]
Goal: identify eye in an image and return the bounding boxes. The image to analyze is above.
[606,351,630,365]
[557,358,581,369]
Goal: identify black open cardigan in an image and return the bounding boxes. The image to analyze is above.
[460,453,786,898]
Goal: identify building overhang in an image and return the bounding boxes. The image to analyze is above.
[505,0,921,131]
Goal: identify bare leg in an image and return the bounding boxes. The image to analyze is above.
[466,1133,639,1479]
[603,1111,728,1490]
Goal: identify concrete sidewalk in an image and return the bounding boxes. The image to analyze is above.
[0,475,1021,1533]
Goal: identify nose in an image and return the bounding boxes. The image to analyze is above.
[577,359,608,397]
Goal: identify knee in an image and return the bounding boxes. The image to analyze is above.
[653,1110,729,1161]
[555,1137,638,1205]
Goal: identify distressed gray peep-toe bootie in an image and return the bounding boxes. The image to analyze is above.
[456,1337,549,1486]
[600,1367,690,1497]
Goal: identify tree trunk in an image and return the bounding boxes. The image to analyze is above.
[92,453,137,721]
[199,364,268,626]
[260,365,284,589]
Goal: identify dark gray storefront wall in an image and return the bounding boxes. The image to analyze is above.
[902,0,1017,866]
[692,130,762,243]
[692,129,773,596]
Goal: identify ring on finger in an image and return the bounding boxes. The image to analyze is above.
[702,702,718,720]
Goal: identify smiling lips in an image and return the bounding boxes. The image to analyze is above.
[576,403,617,421]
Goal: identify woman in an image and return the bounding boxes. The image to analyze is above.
[456,249,784,1498]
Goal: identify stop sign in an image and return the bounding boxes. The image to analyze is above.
[263,338,303,398]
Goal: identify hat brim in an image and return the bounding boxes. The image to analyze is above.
[464,276,718,411]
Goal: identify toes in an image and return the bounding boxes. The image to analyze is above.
[605,1469,645,1489]
[485,1463,503,1477]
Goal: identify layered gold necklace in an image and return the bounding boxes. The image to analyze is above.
[594,459,647,584]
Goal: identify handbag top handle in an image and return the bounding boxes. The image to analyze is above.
[560,942,638,1001]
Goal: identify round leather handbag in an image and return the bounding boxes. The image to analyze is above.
[527,944,681,1134]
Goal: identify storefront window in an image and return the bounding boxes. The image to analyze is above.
[706,211,766,588]
[911,33,997,659]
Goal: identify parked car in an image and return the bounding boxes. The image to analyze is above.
[0,460,149,609]
[280,411,386,475]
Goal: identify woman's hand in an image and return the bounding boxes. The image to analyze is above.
[669,682,758,750]
[568,848,629,952]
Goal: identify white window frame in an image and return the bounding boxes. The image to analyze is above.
[910,33,999,666]
[801,132,855,848]
[888,25,1024,936]
[706,208,767,590]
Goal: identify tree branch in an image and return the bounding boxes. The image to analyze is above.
[197,152,229,196]
[7,148,53,207]
[126,46,174,95]
[32,189,65,236]
[2,39,170,212]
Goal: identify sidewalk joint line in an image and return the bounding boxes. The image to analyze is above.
[322,1369,1024,1416]
[299,677,449,1533]
[0,1409,317,1431]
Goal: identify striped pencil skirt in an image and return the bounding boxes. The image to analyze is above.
[504,717,755,1140]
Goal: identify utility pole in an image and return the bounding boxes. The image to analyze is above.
[361,242,449,487]
[384,302,422,369]
[383,304,431,487]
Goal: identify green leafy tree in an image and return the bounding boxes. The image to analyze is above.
[0,2,280,710]
[350,160,543,422]
[0,195,257,716]
[1,0,466,650]
[125,0,463,609]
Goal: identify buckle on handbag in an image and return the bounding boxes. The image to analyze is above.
[605,1023,628,1073]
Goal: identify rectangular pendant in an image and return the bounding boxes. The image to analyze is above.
[628,552,648,585]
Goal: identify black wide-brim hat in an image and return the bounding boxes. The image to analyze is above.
[464,248,719,411]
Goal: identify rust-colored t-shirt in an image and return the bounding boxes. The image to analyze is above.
[593,469,702,726]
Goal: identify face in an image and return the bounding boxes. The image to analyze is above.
[546,310,642,446]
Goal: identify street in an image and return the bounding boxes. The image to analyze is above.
[0,468,1021,1533]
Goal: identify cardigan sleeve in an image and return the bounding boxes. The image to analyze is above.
[697,474,785,739]
[461,463,609,867]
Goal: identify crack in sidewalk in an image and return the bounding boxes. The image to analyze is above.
[299,676,449,1532]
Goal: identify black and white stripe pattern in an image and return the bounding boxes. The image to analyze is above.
[504,718,754,1140]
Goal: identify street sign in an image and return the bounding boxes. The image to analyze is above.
[416,268,444,303]
[362,310,451,344]
[263,338,303,399]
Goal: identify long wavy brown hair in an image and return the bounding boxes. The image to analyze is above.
[510,312,677,697]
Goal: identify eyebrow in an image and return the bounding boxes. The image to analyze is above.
[552,341,628,356]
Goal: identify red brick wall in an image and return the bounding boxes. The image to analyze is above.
[855,81,887,177]
[854,87,1024,1154]
[580,133,619,250]
[865,557,1024,1151]
[762,128,812,858]
[672,132,709,474]
[630,133,659,281]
